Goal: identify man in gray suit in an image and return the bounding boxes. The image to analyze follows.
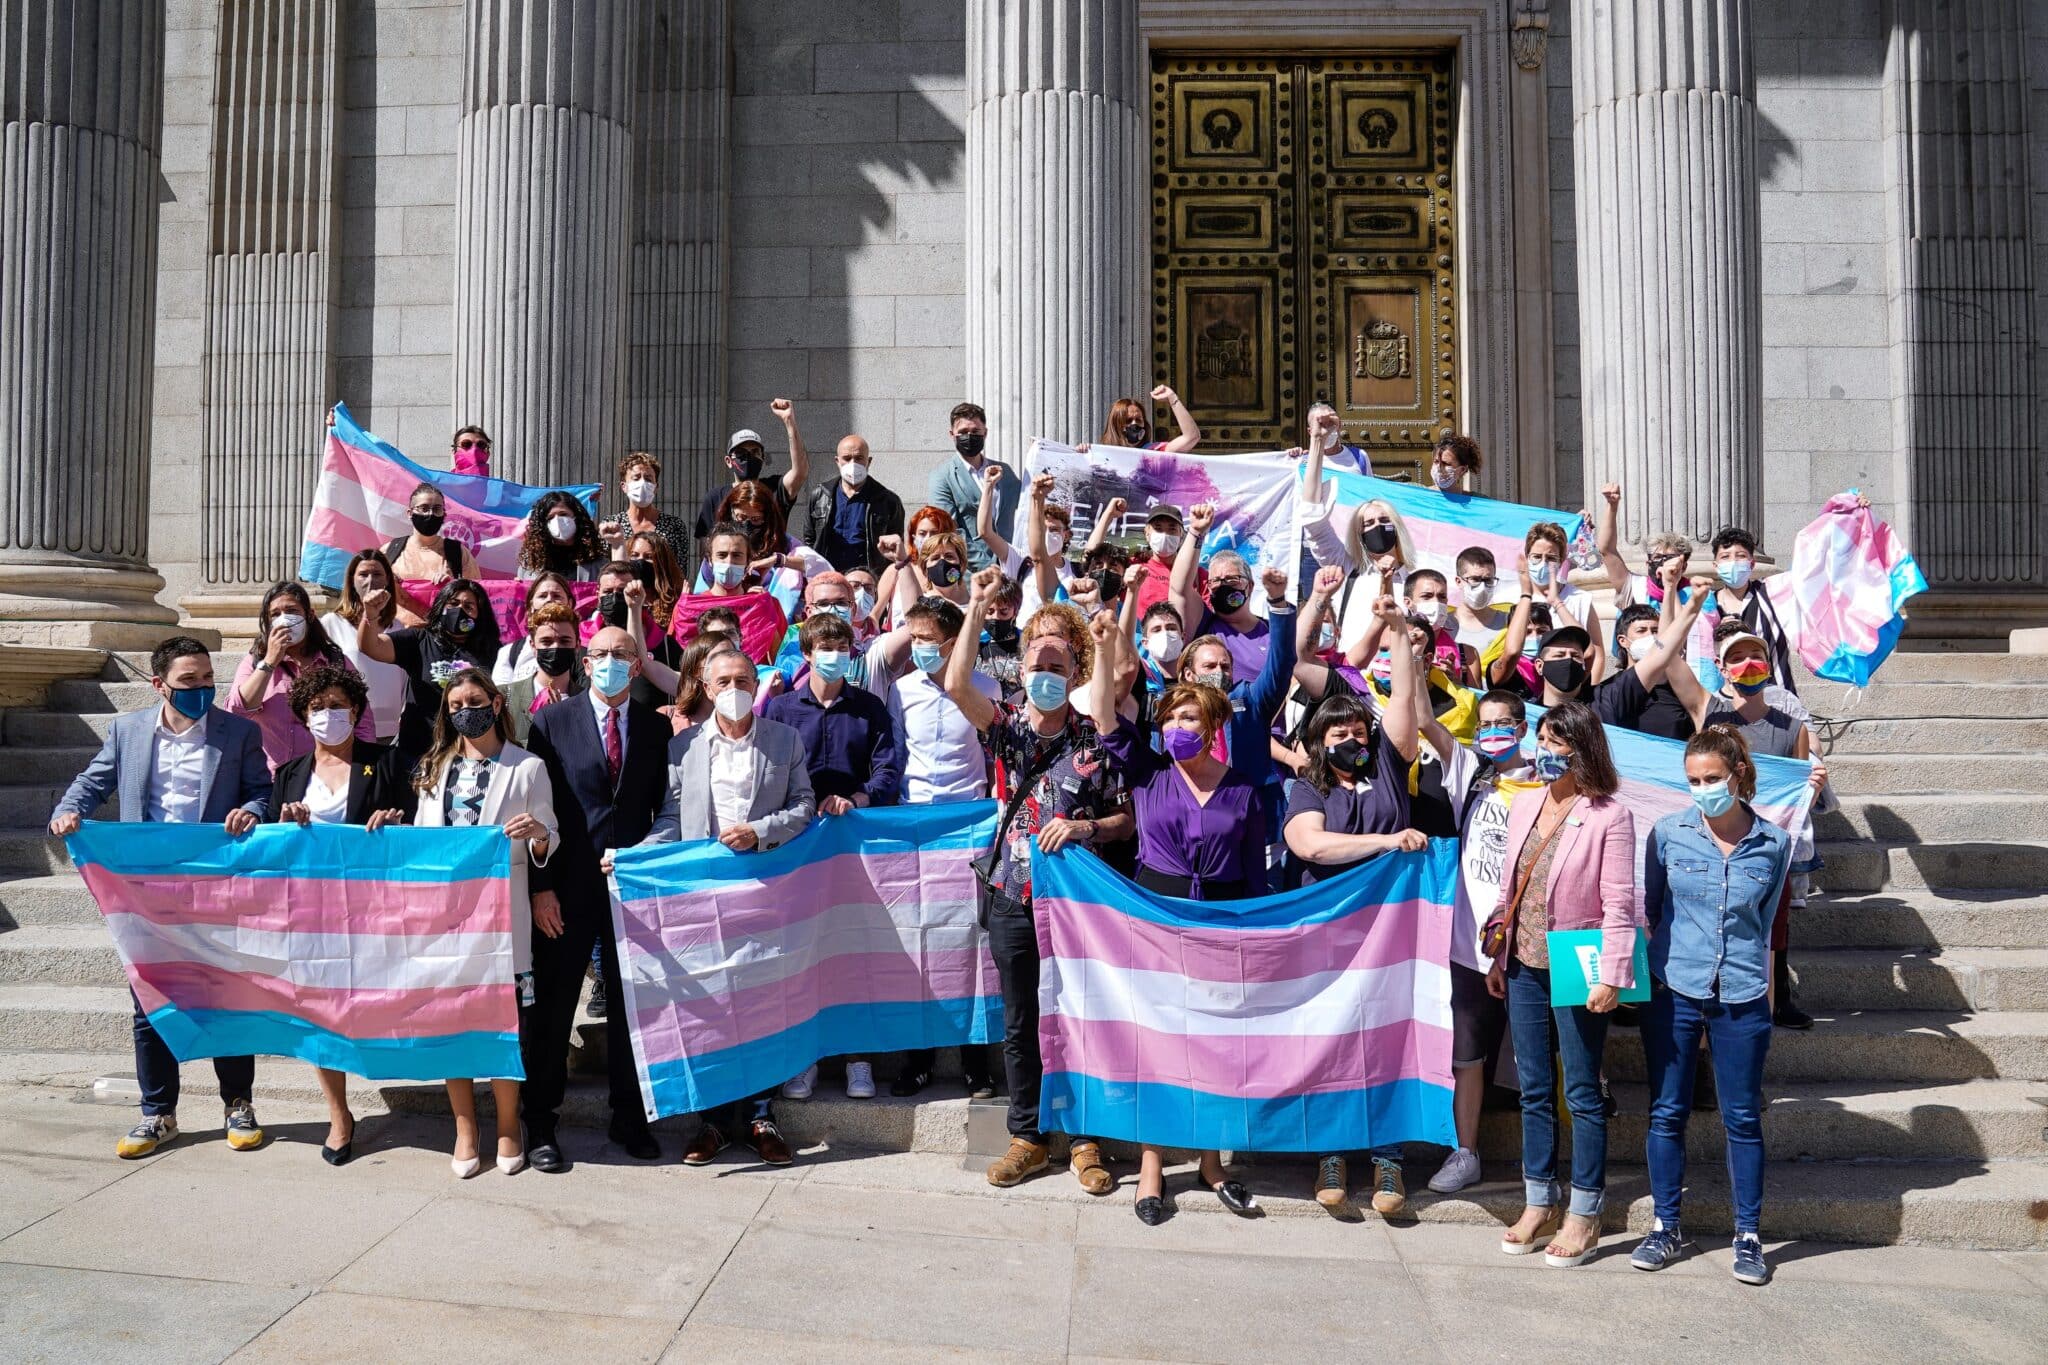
[624,645,814,1165]
[49,636,272,1159]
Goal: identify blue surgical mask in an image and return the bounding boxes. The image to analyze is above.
[1718,559,1753,589]
[910,640,944,674]
[1528,560,1555,588]
[813,603,852,622]
[1532,749,1571,783]
[1475,725,1521,762]
[1023,671,1069,710]
[168,684,213,720]
[811,649,850,682]
[710,561,747,587]
[1691,779,1736,818]
[854,588,876,618]
[591,656,634,697]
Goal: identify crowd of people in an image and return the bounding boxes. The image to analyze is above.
[49,396,1820,1284]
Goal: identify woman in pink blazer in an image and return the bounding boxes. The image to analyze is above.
[1484,699,1638,1268]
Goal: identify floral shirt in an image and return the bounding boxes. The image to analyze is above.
[985,700,1127,900]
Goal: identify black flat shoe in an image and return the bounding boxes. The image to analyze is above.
[1773,1002,1814,1030]
[609,1123,660,1161]
[965,1074,997,1100]
[1134,1195,1170,1226]
[321,1140,353,1167]
[530,1141,567,1174]
[890,1068,931,1098]
[1204,1177,1258,1216]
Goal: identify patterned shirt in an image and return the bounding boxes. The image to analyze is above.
[441,756,492,827]
[984,700,1126,900]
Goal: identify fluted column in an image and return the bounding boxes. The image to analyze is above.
[0,0,180,646]
[965,0,1147,465]
[1571,0,1761,552]
[627,0,728,536]
[454,1,637,488]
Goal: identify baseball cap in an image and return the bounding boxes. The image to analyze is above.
[1145,503,1185,531]
[1538,625,1591,655]
[727,429,764,453]
[1716,631,1769,667]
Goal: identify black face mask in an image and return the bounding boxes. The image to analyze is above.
[954,432,985,458]
[437,606,476,637]
[534,644,578,677]
[449,705,497,739]
[1209,583,1250,615]
[730,452,764,481]
[927,558,964,588]
[411,511,445,536]
[1361,524,1398,556]
[985,619,1019,648]
[1122,421,1149,445]
[1327,738,1374,778]
[1093,567,1125,602]
[1542,657,1589,695]
[597,590,628,627]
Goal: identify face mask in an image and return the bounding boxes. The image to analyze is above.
[911,640,945,674]
[1208,583,1250,615]
[1627,635,1658,663]
[1368,650,1395,686]
[1093,567,1124,602]
[534,645,577,677]
[1475,725,1521,762]
[840,461,869,486]
[1321,424,1342,452]
[714,686,754,723]
[730,452,764,481]
[547,514,578,543]
[1122,421,1149,445]
[624,478,656,507]
[985,619,1019,648]
[1529,559,1555,588]
[811,649,850,682]
[1147,631,1184,663]
[438,606,476,637]
[1691,779,1736,818]
[1413,600,1445,627]
[1725,659,1771,695]
[304,708,352,745]
[270,612,307,645]
[812,603,852,623]
[1462,579,1495,610]
[1023,671,1069,710]
[1520,635,1541,659]
[1532,749,1572,783]
[1360,523,1398,556]
[449,704,496,739]
[411,511,445,536]
[853,587,876,618]
[1193,669,1229,692]
[1161,726,1208,762]
[167,684,213,720]
[1541,657,1588,695]
[954,432,985,458]
[1045,530,1067,557]
[1147,529,1183,557]
[1327,739,1373,778]
[710,561,747,588]
[927,558,964,588]
[1718,558,1753,589]
[913,532,933,553]
[1432,464,1458,491]
[590,656,634,697]
[598,590,628,627]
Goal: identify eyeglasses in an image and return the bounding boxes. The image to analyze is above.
[585,649,636,662]
[1460,575,1496,587]
[455,438,489,451]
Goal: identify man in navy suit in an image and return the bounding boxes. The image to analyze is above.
[520,626,671,1172]
[50,636,272,1159]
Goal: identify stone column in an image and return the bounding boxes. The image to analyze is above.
[0,0,181,647]
[965,0,1148,466]
[1570,0,1761,553]
[454,0,638,488]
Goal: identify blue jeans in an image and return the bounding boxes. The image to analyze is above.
[1642,982,1772,1233]
[1504,957,1610,1217]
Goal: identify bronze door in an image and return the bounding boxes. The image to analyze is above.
[1150,52,1458,479]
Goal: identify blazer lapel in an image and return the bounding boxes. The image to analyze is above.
[199,723,225,820]
[480,759,514,825]
[120,713,151,823]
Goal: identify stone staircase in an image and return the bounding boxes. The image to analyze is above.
[1,650,2043,1248]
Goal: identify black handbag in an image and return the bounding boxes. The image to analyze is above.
[971,739,1065,927]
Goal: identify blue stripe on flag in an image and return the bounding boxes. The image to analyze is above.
[638,996,1004,1119]
[149,1008,523,1082]
[1321,466,1585,546]
[1526,703,1813,816]
[1040,1071,1455,1154]
[68,822,510,884]
[611,801,999,900]
[329,401,600,520]
[297,541,358,591]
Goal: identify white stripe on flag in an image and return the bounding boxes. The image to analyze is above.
[104,915,514,992]
[1043,955,1452,1036]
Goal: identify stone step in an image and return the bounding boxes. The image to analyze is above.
[1818,753,2039,794]
[42,678,189,714]
[1815,841,2048,894]
[0,831,71,877]
[1791,947,2048,1013]
[2,710,119,746]
[1793,891,2048,950]
[1817,795,2048,843]
[0,984,132,1050]
[0,746,103,786]
[0,787,109,829]
[0,926,122,985]
[1604,1010,2048,1084]
[0,875,94,929]
[1800,680,2048,720]
[1804,651,2048,684]
[1818,717,2048,755]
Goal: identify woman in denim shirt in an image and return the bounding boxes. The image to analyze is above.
[1634,726,1793,1287]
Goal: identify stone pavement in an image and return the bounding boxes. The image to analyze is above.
[1,1087,2044,1363]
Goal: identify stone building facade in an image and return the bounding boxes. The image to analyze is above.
[2,0,2044,648]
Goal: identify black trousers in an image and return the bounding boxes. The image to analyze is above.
[985,889,1045,1143]
[132,989,253,1117]
[521,891,645,1139]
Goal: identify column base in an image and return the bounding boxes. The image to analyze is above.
[0,562,195,652]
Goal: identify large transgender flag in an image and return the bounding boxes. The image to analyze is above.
[609,803,1003,1121]
[1034,843,1458,1154]
[1767,491,1927,687]
[69,823,522,1082]
[1322,465,1586,599]
[300,402,600,588]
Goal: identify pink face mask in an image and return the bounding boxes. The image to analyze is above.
[453,447,491,477]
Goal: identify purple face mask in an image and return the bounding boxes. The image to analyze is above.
[1162,725,1208,761]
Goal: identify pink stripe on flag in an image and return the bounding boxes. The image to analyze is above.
[130,959,517,1039]
[82,865,511,939]
[1035,894,1447,984]
[1042,1015,1454,1098]
[304,504,386,559]
[616,847,982,949]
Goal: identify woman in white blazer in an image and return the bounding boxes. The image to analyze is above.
[412,667,559,1178]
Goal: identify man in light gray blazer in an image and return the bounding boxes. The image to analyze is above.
[633,646,814,1167]
[47,636,271,1159]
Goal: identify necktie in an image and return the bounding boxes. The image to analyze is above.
[604,706,622,787]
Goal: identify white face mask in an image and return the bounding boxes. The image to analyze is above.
[840,460,870,486]
[1462,579,1495,610]
[1147,529,1184,557]
[547,514,578,543]
[623,478,656,507]
[272,613,307,645]
[714,686,753,723]
[1147,630,1184,663]
[913,532,932,552]
[1320,423,1341,452]
[305,707,352,745]
[1413,600,1445,626]
[1045,529,1067,557]
[1627,635,1658,663]
[1432,464,1458,491]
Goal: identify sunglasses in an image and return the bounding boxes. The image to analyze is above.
[455,438,489,451]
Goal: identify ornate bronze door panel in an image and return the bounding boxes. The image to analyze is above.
[1151,53,1457,478]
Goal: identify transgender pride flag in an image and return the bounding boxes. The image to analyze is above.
[610,803,1003,1120]
[1034,843,1458,1154]
[69,823,522,1082]
[300,402,600,588]
[1321,465,1586,600]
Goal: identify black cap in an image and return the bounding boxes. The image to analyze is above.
[1538,625,1591,654]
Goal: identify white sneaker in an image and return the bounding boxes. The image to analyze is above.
[844,1061,876,1099]
[782,1064,818,1100]
[1428,1146,1482,1193]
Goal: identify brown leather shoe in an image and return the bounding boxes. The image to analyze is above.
[985,1137,1050,1187]
[747,1118,794,1167]
[682,1124,728,1166]
[1070,1140,1115,1195]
